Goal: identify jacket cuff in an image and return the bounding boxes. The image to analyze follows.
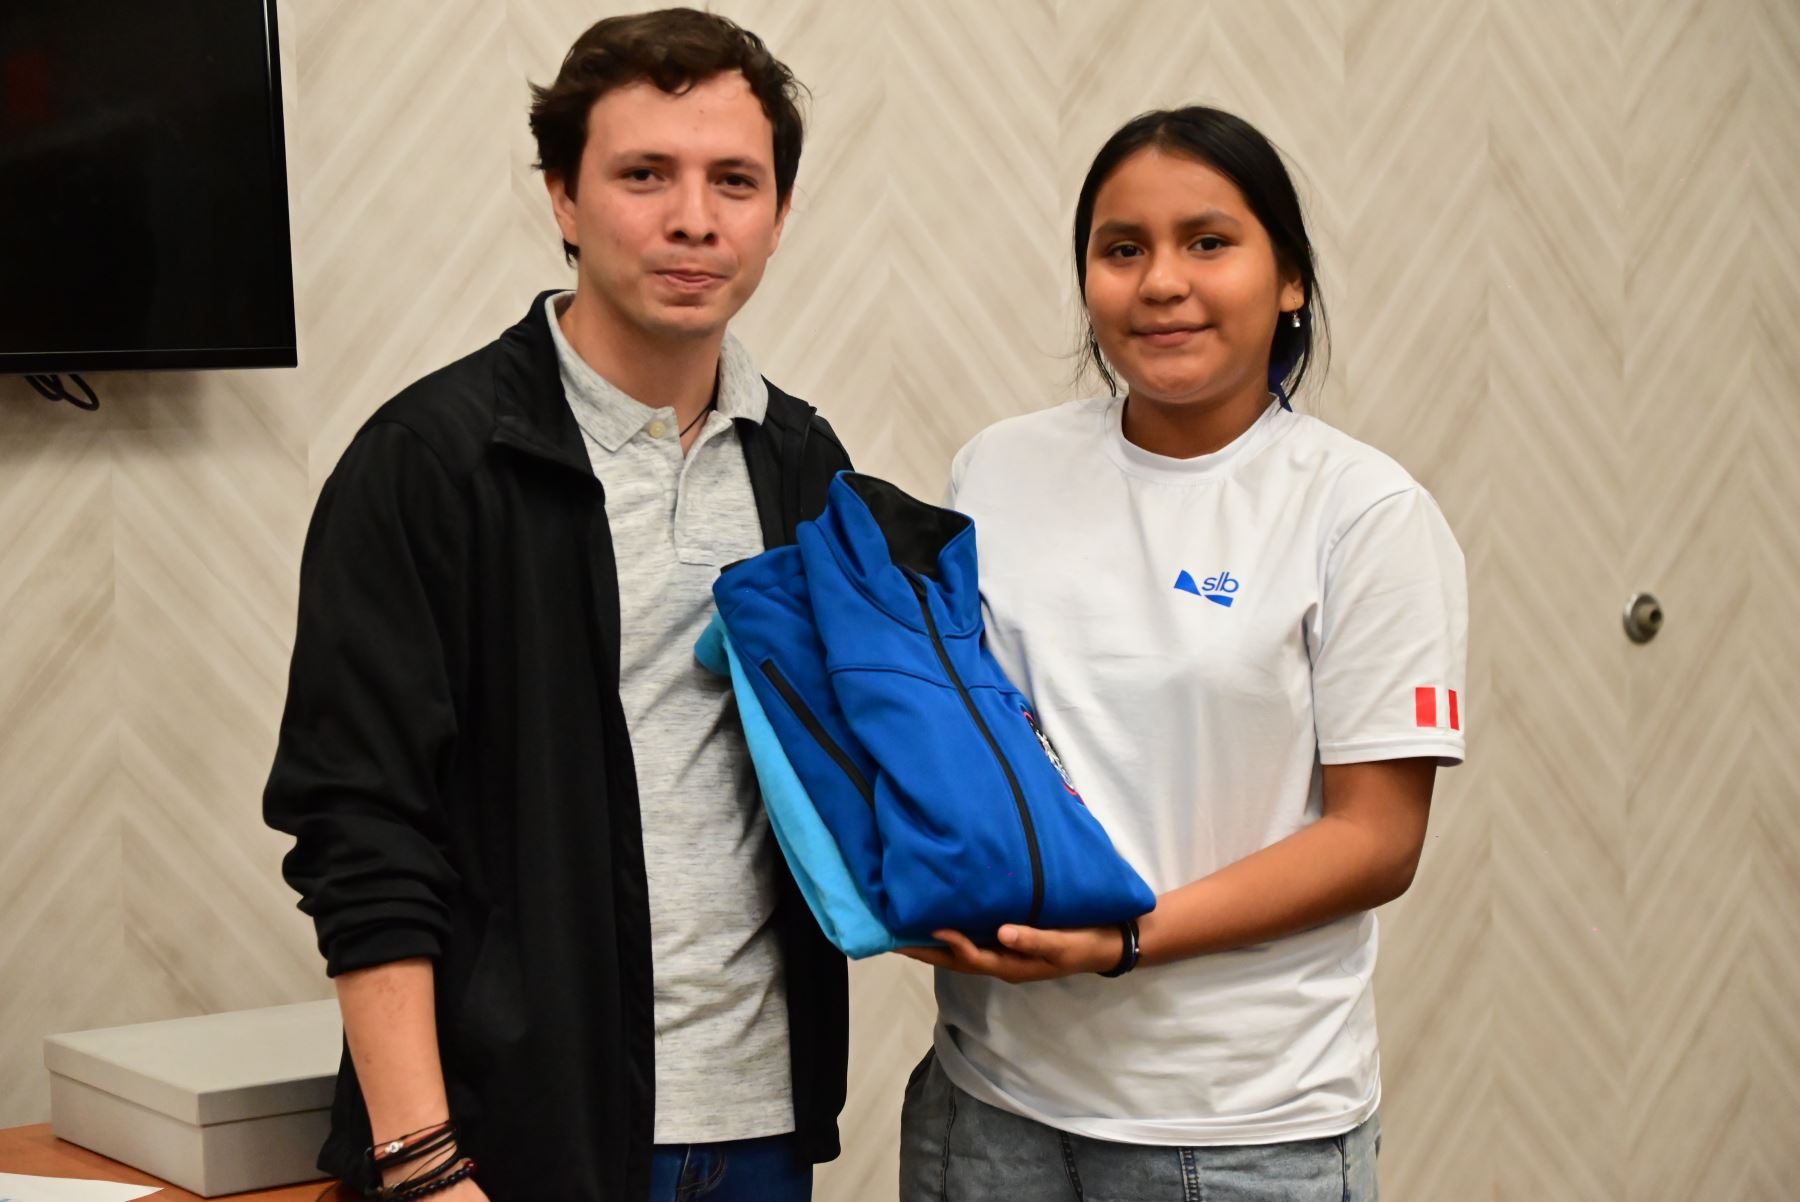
[324,922,444,978]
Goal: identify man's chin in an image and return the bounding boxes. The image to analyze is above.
[643,302,733,341]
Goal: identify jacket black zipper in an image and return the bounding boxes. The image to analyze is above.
[761,660,876,810]
[904,570,1044,925]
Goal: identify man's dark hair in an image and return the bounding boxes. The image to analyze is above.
[528,7,807,261]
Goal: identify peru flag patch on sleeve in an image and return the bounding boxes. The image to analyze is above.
[1415,686,1461,731]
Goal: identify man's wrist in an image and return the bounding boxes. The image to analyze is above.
[371,1119,459,1189]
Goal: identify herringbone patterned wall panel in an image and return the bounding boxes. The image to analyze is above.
[1488,3,1630,1197]
[1619,4,1757,1199]
[2,4,1794,1200]
[1749,0,1800,1198]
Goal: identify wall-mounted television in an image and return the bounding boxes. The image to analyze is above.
[0,0,297,373]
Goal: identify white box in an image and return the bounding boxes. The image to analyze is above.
[43,1000,341,1197]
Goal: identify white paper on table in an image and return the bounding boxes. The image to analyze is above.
[0,1174,160,1202]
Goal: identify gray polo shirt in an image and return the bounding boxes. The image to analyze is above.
[546,293,792,1142]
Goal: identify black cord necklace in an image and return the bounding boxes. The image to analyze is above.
[680,399,714,439]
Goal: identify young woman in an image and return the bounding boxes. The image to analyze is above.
[898,106,1467,1202]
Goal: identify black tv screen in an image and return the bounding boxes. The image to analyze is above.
[0,0,297,373]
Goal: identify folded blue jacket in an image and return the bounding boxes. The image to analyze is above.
[696,612,929,959]
[712,472,1155,942]
[710,539,900,935]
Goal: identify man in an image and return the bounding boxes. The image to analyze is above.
[264,11,851,1201]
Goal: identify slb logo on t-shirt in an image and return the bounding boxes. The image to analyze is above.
[1175,569,1241,608]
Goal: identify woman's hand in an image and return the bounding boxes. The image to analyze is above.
[898,924,1124,983]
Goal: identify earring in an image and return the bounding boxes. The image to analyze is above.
[1289,311,1302,329]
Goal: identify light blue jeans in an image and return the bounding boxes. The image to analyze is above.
[899,1051,1380,1202]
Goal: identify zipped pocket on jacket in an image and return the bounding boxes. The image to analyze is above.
[761,659,876,810]
[903,569,1045,926]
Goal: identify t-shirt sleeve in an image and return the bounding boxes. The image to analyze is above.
[1311,486,1468,766]
[943,428,987,509]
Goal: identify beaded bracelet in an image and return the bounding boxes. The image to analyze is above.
[389,1160,477,1201]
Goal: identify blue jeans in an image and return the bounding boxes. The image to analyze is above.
[899,1051,1380,1202]
[649,1134,812,1202]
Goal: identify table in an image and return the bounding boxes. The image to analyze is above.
[0,1126,351,1201]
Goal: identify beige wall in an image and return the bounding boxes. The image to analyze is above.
[3,2,1798,1199]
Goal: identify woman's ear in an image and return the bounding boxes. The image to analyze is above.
[1279,276,1306,316]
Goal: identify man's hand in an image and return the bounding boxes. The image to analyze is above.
[897,924,1125,983]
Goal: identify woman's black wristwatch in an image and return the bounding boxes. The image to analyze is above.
[1099,917,1141,978]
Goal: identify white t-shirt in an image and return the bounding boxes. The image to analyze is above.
[933,395,1467,1147]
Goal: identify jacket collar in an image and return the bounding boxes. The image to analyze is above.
[488,290,819,494]
[488,290,598,476]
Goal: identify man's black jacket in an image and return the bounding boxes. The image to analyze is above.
[263,293,852,1201]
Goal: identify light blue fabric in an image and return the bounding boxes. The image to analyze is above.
[697,614,928,959]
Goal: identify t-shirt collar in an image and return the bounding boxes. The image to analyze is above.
[1103,394,1295,484]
